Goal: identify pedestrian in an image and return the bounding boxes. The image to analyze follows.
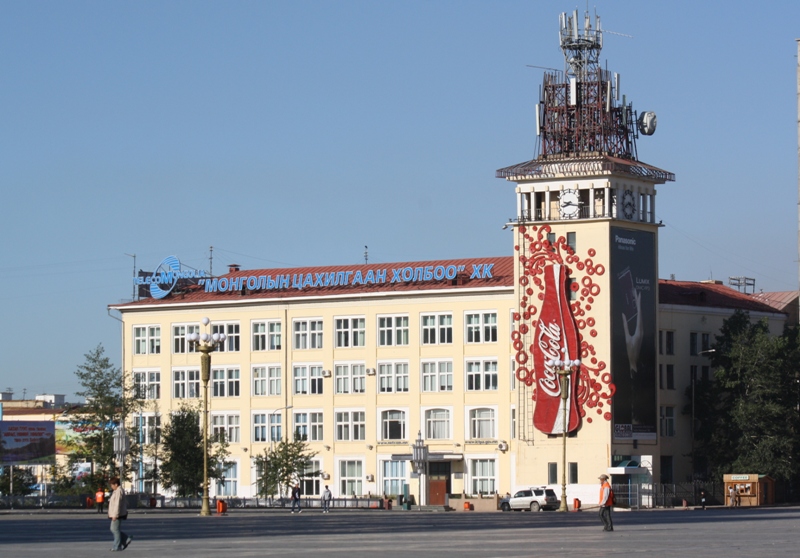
[107,477,132,551]
[700,489,707,511]
[95,486,106,514]
[598,474,614,532]
[322,485,332,513]
[728,485,736,507]
[290,483,302,514]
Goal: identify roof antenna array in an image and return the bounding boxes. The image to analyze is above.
[364,246,369,265]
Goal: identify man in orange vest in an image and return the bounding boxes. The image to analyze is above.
[95,486,106,514]
[598,474,613,532]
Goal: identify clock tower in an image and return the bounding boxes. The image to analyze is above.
[497,10,674,490]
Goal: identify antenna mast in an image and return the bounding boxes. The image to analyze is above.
[125,253,136,300]
[209,246,213,276]
[364,245,369,265]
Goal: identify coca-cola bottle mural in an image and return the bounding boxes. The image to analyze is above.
[532,264,581,435]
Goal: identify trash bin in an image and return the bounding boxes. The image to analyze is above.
[463,501,472,511]
[573,498,581,511]
[149,497,157,508]
[216,500,227,514]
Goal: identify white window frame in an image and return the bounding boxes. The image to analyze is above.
[133,368,161,400]
[338,458,363,497]
[377,315,409,346]
[335,409,366,441]
[172,367,200,399]
[420,313,453,345]
[466,359,498,391]
[211,367,240,398]
[252,319,282,352]
[660,406,676,437]
[466,406,497,440]
[252,364,281,397]
[211,322,240,352]
[468,456,497,495]
[310,411,324,441]
[215,459,239,496]
[172,323,199,354]
[378,407,408,441]
[133,413,161,445]
[334,316,366,348]
[133,325,161,355]
[377,361,409,393]
[464,312,498,344]
[334,362,366,394]
[421,359,453,392]
[422,407,452,440]
[211,412,240,444]
[293,318,323,350]
[380,459,407,497]
[301,460,322,497]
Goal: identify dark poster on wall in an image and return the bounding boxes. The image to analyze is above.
[610,227,657,440]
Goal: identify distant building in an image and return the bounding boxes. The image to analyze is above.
[750,291,799,326]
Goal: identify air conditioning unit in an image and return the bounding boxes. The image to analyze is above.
[497,442,509,452]
[322,369,332,378]
[322,472,330,480]
[365,474,375,482]
[366,368,376,376]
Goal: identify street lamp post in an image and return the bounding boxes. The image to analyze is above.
[411,431,428,509]
[187,317,226,517]
[113,424,131,483]
[546,358,580,513]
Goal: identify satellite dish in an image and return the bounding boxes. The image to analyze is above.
[637,111,657,135]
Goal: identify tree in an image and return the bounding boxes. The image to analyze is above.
[159,405,231,497]
[252,438,318,499]
[694,311,800,488]
[0,466,37,496]
[73,344,141,482]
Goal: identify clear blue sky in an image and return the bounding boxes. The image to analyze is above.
[1,0,798,400]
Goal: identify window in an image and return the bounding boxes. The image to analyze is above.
[568,462,578,484]
[253,320,281,351]
[340,460,362,496]
[172,324,198,354]
[212,368,239,397]
[511,407,516,440]
[465,313,497,343]
[510,358,516,391]
[294,365,324,395]
[335,317,366,348]
[422,361,453,392]
[665,331,675,355]
[421,314,452,345]
[382,461,406,496]
[666,365,674,390]
[252,365,281,396]
[253,413,268,442]
[566,231,576,251]
[660,455,674,484]
[301,460,322,497]
[658,330,663,355]
[310,412,324,441]
[378,362,409,393]
[425,409,450,439]
[335,363,366,394]
[294,319,323,350]
[133,370,160,399]
[381,410,406,440]
[660,406,675,437]
[335,410,366,441]
[378,315,409,346]
[172,369,200,399]
[690,332,698,356]
[133,414,161,445]
[216,462,237,496]
[294,412,308,440]
[469,408,495,439]
[470,459,495,494]
[548,462,557,485]
[566,277,577,301]
[466,360,498,391]
[134,326,161,355]
[659,364,663,389]
[270,413,282,442]
[701,333,710,353]
[212,323,240,352]
[212,413,240,443]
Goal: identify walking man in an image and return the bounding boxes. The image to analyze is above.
[290,483,302,514]
[598,474,614,532]
[108,478,132,551]
[321,485,332,513]
[729,485,736,507]
[95,486,106,514]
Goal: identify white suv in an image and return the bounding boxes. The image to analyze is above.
[500,487,560,512]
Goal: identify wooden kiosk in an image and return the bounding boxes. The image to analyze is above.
[723,474,774,507]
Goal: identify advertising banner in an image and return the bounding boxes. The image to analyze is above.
[0,421,56,465]
[610,227,657,440]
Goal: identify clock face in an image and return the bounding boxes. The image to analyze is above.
[622,190,636,219]
[559,189,581,218]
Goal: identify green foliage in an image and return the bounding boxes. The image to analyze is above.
[694,311,800,485]
[252,437,318,498]
[0,466,38,496]
[72,345,141,480]
[159,405,231,497]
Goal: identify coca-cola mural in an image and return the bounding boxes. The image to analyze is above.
[610,227,657,440]
[514,225,615,435]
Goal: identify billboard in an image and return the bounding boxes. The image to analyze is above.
[610,227,657,440]
[0,421,56,465]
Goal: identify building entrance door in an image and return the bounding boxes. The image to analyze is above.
[428,462,451,506]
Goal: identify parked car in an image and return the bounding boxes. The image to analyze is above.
[500,487,560,512]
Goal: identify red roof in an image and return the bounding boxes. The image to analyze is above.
[659,280,785,315]
[113,256,515,308]
[750,291,798,312]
